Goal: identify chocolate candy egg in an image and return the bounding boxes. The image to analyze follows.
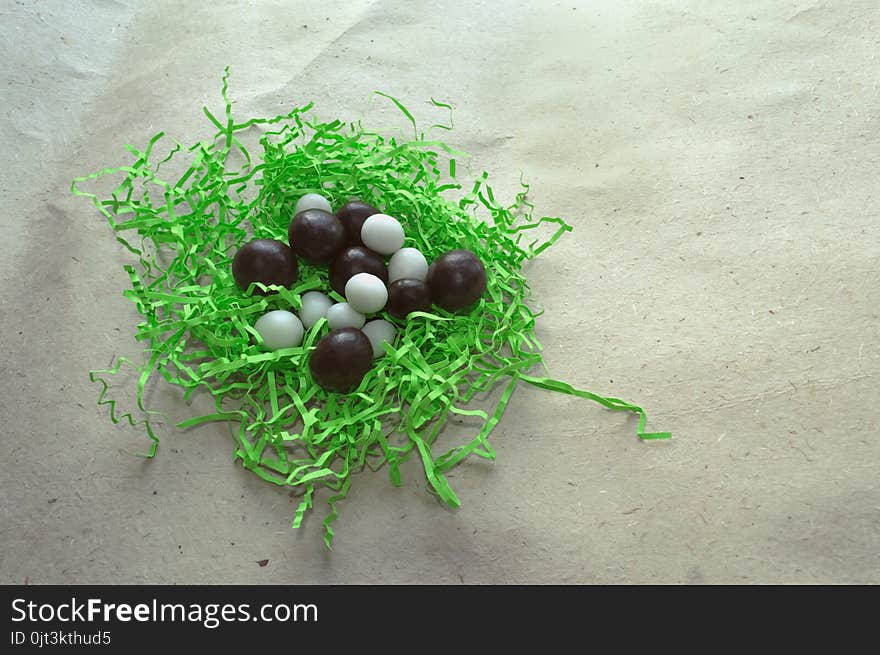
[295,193,332,215]
[329,246,388,295]
[361,319,397,358]
[388,247,428,283]
[288,209,346,265]
[232,238,298,295]
[299,291,333,329]
[345,272,388,314]
[254,310,304,350]
[360,214,405,255]
[326,302,366,330]
[336,200,379,246]
[426,249,487,311]
[309,328,374,392]
[386,279,431,319]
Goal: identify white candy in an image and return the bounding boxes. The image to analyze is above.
[388,247,428,283]
[361,319,397,358]
[345,272,388,314]
[299,291,333,329]
[254,310,304,350]
[360,213,405,255]
[295,193,332,215]
[326,302,366,330]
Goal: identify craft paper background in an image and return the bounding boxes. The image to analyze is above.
[1,0,878,583]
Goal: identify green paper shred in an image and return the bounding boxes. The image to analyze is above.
[72,68,670,548]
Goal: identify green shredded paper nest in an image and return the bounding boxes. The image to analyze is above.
[72,69,669,547]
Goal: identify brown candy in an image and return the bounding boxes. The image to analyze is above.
[425,249,487,311]
[231,238,298,295]
[308,328,374,393]
[336,200,380,246]
[287,209,346,265]
[386,279,431,319]
[328,246,389,295]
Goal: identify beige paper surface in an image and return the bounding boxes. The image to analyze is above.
[1,0,878,583]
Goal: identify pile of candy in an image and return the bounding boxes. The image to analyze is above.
[235,193,488,393]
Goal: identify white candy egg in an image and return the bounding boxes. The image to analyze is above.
[360,214,405,255]
[388,247,428,282]
[254,310,304,350]
[345,272,388,314]
[326,302,366,330]
[299,291,333,329]
[361,319,397,358]
[295,193,332,215]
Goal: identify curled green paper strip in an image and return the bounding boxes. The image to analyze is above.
[72,68,670,548]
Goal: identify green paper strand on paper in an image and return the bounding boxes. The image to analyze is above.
[72,68,670,548]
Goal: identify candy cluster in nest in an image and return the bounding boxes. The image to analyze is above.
[73,71,669,547]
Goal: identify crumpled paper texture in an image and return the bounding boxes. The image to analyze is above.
[1,0,878,582]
